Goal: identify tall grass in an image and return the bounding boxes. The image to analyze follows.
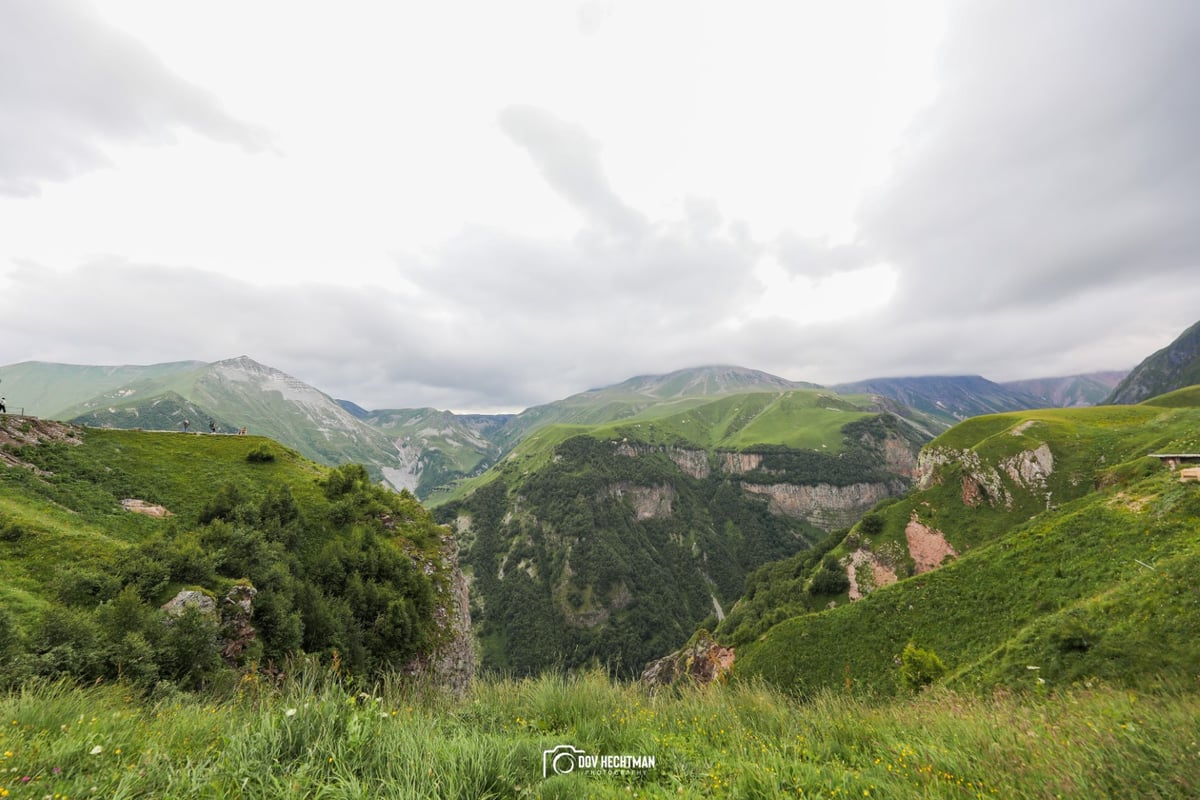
[1,669,1198,798]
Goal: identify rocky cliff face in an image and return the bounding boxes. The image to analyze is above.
[720,452,764,474]
[615,442,712,479]
[669,448,711,479]
[604,482,676,520]
[918,441,1056,510]
[404,532,475,694]
[742,481,900,529]
[641,631,734,689]
[609,424,923,531]
[881,433,920,479]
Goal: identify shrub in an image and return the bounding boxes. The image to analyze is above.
[198,482,248,524]
[0,519,23,541]
[246,444,276,463]
[810,561,850,596]
[899,642,947,690]
[859,513,885,536]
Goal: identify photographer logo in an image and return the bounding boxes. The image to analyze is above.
[542,744,655,777]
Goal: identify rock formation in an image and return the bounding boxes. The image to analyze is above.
[641,631,734,689]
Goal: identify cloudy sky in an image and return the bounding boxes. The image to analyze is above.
[2,0,1198,412]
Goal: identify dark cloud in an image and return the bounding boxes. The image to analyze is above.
[0,0,269,196]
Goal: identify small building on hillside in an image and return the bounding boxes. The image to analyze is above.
[1148,453,1200,470]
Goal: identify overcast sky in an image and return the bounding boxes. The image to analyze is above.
[2,0,1198,412]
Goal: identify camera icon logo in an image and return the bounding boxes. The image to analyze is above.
[543,744,586,777]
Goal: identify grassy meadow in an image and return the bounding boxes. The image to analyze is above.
[2,669,1198,799]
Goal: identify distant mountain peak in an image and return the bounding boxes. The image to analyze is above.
[212,355,277,375]
[605,364,816,399]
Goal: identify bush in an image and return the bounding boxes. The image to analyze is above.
[198,482,248,524]
[0,519,23,541]
[246,445,276,463]
[859,513,885,536]
[899,642,947,690]
[810,562,850,595]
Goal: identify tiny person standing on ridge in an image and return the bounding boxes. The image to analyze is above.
[208,419,216,433]
[182,418,190,433]
[0,397,6,414]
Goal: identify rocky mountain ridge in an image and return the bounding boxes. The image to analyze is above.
[0,357,1143,499]
[1105,318,1200,404]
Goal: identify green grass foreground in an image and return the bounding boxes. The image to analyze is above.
[1,671,1197,799]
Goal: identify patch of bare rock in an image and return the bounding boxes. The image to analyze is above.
[641,631,734,690]
[0,416,83,472]
[122,498,174,517]
[904,512,958,574]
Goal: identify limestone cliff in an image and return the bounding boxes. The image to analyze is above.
[603,482,676,520]
[403,532,476,694]
[742,480,902,530]
[919,440,1057,510]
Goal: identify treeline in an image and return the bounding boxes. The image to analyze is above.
[0,462,442,692]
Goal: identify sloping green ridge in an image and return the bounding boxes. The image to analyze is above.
[3,359,406,489]
[734,396,1200,696]
[0,360,206,418]
[431,389,887,506]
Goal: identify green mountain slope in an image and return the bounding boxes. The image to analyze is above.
[1,357,415,492]
[0,415,471,689]
[1105,318,1200,404]
[491,365,821,450]
[0,360,205,417]
[434,389,927,676]
[726,394,1200,696]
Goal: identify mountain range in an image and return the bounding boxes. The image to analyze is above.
[3,317,1200,697]
[0,359,1129,500]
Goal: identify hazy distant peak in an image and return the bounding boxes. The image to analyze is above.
[605,365,815,399]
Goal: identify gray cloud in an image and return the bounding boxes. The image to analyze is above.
[772,233,874,279]
[5,2,1200,413]
[859,0,1200,316]
[499,105,647,237]
[0,0,270,196]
